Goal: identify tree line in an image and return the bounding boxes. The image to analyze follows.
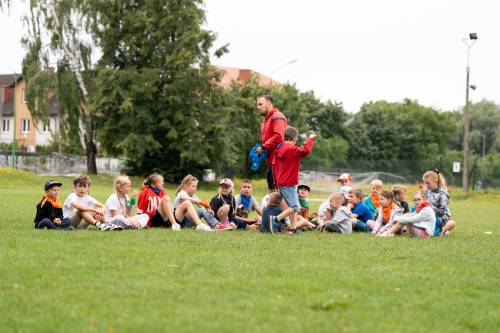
[2,0,500,187]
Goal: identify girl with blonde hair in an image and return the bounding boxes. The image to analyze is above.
[422,169,456,236]
[105,175,149,229]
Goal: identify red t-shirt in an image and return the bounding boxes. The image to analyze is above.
[137,186,165,227]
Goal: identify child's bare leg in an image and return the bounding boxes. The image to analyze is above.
[175,201,202,226]
[441,219,456,236]
[158,195,176,224]
[387,223,403,235]
[276,207,294,222]
[217,204,230,223]
[79,211,97,225]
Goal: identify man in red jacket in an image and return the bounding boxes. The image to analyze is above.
[269,126,316,234]
[256,95,288,190]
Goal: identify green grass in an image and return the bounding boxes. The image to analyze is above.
[0,169,499,332]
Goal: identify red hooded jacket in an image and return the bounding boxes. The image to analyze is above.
[261,108,288,163]
[272,137,316,187]
[137,186,165,227]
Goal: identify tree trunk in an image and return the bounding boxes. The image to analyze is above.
[84,133,97,174]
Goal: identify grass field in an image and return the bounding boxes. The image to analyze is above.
[0,169,499,332]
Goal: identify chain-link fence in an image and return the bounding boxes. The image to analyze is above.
[0,151,126,176]
[300,158,499,189]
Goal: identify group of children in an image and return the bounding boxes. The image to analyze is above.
[34,124,455,238]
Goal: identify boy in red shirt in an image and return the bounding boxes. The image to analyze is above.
[270,126,316,234]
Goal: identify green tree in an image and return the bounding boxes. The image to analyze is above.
[18,1,98,173]
[451,99,500,155]
[90,0,230,181]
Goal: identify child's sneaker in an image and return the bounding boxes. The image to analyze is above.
[268,216,278,234]
[288,228,300,235]
[196,223,212,232]
[215,223,226,231]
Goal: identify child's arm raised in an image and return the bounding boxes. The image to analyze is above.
[291,133,317,158]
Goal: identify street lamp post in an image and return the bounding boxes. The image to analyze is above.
[462,33,477,195]
[11,73,17,169]
[269,59,298,93]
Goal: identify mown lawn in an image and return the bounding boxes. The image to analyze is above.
[0,169,499,332]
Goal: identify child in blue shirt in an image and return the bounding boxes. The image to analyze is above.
[347,188,373,232]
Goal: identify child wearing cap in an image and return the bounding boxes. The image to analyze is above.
[270,126,316,234]
[337,173,353,203]
[210,178,237,230]
[234,179,262,230]
[297,184,311,219]
[63,175,122,231]
[34,180,72,229]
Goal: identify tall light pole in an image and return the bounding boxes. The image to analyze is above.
[462,33,477,195]
[11,73,17,169]
[269,58,298,93]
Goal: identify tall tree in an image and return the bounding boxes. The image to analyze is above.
[90,0,230,181]
[18,0,99,173]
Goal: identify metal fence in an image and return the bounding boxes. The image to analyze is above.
[0,151,126,176]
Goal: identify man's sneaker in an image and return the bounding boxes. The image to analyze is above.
[196,223,212,232]
[288,228,300,235]
[268,216,278,234]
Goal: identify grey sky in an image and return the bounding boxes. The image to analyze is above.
[2,1,499,112]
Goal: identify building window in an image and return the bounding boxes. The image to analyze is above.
[2,119,10,132]
[22,88,26,103]
[21,119,30,133]
[42,119,51,132]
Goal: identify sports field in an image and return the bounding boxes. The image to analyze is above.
[0,169,499,332]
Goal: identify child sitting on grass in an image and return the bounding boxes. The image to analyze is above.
[347,189,373,233]
[423,169,456,237]
[137,173,180,230]
[63,175,121,231]
[105,176,149,229]
[297,184,311,219]
[261,192,287,233]
[367,190,403,235]
[269,126,316,234]
[321,192,352,234]
[337,173,353,203]
[234,179,262,231]
[363,179,383,216]
[382,190,435,238]
[392,184,410,214]
[210,178,237,230]
[174,174,220,231]
[34,180,72,230]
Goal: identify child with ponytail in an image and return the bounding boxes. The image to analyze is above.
[423,169,456,237]
[173,174,220,231]
[136,173,180,231]
[367,190,403,235]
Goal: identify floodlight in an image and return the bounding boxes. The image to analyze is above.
[469,33,478,40]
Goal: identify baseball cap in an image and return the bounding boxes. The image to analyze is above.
[337,173,352,182]
[297,184,311,192]
[219,178,234,188]
[44,180,62,191]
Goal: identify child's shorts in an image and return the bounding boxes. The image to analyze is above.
[279,186,300,212]
[409,225,430,238]
[69,215,90,229]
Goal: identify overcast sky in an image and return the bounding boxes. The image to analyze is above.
[1,0,499,112]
